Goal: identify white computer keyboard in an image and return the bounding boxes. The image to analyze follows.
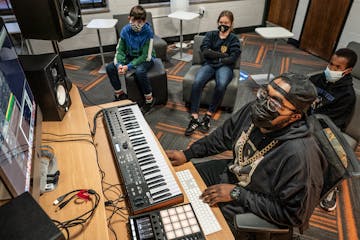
[176,169,222,235]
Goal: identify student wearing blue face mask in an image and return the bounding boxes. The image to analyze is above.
[185,10,241,136]
[106,5,156,114]
[309,48,357,212]
[310,48,357,131]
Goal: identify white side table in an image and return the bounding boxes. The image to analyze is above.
[255,27,294,82]
[87,19,118,73]
[168,11,199,62]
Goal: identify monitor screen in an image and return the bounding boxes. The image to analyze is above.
[0,18,36,197]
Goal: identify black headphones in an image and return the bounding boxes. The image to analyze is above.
[39,145,60,194]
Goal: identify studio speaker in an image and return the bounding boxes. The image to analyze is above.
[10,0,83,41]
[19,53,71,121]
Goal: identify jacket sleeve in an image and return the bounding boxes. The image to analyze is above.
[183,106,248,160]
[220,36,241,65]
[114,38,127,67]
[128,38,154,70]
[234,141,322,227]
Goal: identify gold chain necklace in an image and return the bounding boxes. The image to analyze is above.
[236,124,279,167]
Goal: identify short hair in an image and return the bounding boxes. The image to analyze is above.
[129,5,146,21]
[271,73,317,113]
[217,10,234,24]
[334,48,358,68]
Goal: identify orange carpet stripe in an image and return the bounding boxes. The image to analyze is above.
[90,68,101,76]
[255,45,265,64]
[156,124,186,135]
[156,131,164,140]
[173,61,187,75]
[241,62,262,68]
[165,102,188,112]
[309,221,338,233]
[310,218,336,229]
[337,198,344,240]
[341,180,358,240]
[285,57,290,72]
[213,110,222,120]
[64,64,80,71]
[280,57,285,74]
[157,122,185,132]
[310,215,337,226]
[86,55,96,61]
[169,61,184,75]
[83,74,107,91]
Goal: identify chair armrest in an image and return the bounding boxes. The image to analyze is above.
[234,213,290,234]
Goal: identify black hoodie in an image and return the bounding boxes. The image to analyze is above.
[184,103,327,227]
[309,73,355,130]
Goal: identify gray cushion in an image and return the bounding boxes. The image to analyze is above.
[347,41,360,80]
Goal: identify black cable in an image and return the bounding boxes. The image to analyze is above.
[91,109,104,137]
[52,189,100,239]
[78,87,107,108]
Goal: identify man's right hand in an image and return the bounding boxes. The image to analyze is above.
[166,150,187,166]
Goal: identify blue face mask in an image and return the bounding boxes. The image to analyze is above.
[324,66,344,83]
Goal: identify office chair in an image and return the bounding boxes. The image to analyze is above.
[234,114,360,240]
[183,35,241,112]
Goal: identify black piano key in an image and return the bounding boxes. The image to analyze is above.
[152,188,170,197]
[139,160,156,167]
[138,154,153,160]
[148,182,167,190]
[147,177,165,186]
[135,148,151,155]
[143,169,161,176]
[138,157,155,164]
[145,174,163,182]
[142,165,159,173]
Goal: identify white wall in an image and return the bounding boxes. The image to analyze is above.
[291,0,309,41]
[337,0,360,48]
[29,0,266,54]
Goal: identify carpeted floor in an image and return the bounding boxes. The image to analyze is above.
[63,32,359,240]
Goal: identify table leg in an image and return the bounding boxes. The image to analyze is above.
[179,19,183,59]
[267,39,278,82]
[96,29,106,74]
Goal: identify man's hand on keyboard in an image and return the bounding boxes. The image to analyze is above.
[200,184,236,206]
[166,150,187,166]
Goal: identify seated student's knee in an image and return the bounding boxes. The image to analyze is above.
[106,62,116,74]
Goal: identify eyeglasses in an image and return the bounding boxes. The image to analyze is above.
[256,87,296,113]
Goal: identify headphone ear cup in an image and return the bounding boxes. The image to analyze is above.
[39,150,51,194]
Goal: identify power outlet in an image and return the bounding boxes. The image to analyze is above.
[199,7,205,17]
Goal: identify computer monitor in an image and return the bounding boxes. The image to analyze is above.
[0,17,39,199]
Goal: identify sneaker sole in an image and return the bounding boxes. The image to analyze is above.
[320,202,336,211]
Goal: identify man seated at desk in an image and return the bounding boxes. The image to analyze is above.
[166,73,326,236]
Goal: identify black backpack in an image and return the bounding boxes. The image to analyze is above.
[308,114,360,197]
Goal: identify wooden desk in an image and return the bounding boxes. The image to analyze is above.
[85,101,234,240]
[40,86,109,239]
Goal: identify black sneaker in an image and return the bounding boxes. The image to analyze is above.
[141,98,156,115]
[113,93,128,101]
[185,117,200,136]
[320,189,337,211]
[199,114,211,133]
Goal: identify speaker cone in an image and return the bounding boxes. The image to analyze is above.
[56,84,67,108]
[61,0,80,31]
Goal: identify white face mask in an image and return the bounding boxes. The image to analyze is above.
[324,66,344,83]
[130,21,144,32]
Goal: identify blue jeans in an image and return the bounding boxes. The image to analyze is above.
[106,60,154,95]
[190,64,233,114]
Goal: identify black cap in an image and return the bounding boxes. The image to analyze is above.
[270,72,317,112]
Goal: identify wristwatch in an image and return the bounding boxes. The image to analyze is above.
[230,186,242,201]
